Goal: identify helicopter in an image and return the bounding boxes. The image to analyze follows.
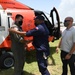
[0,0,60,69]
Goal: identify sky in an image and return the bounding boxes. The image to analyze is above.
[17,0,75,22]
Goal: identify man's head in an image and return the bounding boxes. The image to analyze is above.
[64,17,73,28]
[15,14,23,27]
[34,15,45,26]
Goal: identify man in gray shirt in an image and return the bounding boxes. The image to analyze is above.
[56,17,75,75]
[9,14,25,75]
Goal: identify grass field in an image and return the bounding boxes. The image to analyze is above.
[0,40,70,75]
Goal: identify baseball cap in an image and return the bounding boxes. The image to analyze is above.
[34,15,45,20]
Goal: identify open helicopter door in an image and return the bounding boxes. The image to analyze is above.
[49,7,61,41]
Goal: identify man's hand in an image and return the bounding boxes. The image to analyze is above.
[56,47,59,53]
[65,54,72,60]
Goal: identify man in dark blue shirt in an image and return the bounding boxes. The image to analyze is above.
[9,15,50,75]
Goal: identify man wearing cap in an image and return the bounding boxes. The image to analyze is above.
[9,15,50,75]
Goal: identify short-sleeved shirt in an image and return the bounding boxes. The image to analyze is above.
[60,26,75,54]
[26,23,50,56]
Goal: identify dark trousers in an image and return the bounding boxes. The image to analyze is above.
[36,51,50,75]
[61,50,75,75]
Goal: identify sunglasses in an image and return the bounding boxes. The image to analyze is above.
[64,20,71,22]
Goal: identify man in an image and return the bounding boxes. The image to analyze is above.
[9,14,25,75]
[56,17,75,75]
[9,15,50,75]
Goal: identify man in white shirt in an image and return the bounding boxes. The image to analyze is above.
[56,17,75,75]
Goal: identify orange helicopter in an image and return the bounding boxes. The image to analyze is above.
[0,0,60,69]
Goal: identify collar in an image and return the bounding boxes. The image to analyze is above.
[66,26,74,31]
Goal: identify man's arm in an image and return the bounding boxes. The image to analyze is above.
[9,28,26,36]
[69,43,75,54]
[9,26,26,43]
[67,30,75,55]
[65,30,75,59]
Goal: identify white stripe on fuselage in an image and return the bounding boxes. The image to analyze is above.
[0,7,14,45]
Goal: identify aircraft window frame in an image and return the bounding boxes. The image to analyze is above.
[8,17,10,28]
[0,13,1,26]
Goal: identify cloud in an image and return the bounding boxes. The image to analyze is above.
[58,0,75,22]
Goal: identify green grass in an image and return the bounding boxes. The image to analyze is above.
[0,40,70,75]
